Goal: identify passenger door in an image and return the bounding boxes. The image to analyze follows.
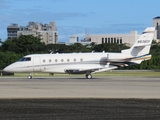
[33,56,41,72]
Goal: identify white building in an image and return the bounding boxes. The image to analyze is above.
[153,16,160,42]
[7,22,58,44]
[70,35,79,43]
[83,31,140,46]
[81,17,159,46]
[62,35,91,45]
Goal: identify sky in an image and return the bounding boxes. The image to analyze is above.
[0,0,160,42]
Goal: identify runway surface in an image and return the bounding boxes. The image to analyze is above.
[0,76,160,119]
[0,76,160,99]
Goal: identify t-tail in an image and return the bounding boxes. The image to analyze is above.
[122,27,155,64]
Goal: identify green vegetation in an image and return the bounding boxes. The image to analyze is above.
[96,71,160,76]
[1,71,160,77]
[0,35,160,70]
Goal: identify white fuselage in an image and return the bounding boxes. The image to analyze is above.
[3,52,131,74]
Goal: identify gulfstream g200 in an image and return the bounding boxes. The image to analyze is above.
[3,27,155,79]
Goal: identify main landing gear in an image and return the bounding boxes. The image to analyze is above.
[27,73,32,79]
[27,73,92,79]
[85,73,92,79]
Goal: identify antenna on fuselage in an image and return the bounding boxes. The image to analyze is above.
[50,51,53,54]
[49,50,54,54]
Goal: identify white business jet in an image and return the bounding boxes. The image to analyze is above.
[3,27,155,79]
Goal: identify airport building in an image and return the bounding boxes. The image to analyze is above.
[153,16,160,42]
[82,17,159,46]
[7,22,58,44]
[83,31,140,46]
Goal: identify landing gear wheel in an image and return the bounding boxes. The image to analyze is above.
[86,74,92,79]
[27,75,32,79]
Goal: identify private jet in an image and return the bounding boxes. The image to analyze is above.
[3,27,155,79]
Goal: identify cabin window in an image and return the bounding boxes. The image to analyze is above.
[49,59,52,62]
[74,58,76,62]
[67,59,70,62]
[43,59,45,63]
[55,59,58,62]
[61,59,64,62]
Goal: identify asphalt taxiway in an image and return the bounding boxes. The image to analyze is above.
[0,76,160,99]
[0,76,160,119]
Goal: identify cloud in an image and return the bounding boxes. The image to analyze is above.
[0,5,88,23]
[27,12,87,21]
[1,0,85,22]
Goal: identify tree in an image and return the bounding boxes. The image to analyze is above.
[93,43,130,52]
[0,38,3,45]
[0,51,23,69]
[0,38,3,52]
[1,35,160,70]
[1,35,46,54]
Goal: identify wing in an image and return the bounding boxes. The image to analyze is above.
[64,64,118,74]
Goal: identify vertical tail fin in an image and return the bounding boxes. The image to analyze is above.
[122,27,155,56]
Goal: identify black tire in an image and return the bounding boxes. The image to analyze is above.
[27,75,32,79]
[86,74,92,79]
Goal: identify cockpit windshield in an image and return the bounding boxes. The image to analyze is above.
[18,57,31,62]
